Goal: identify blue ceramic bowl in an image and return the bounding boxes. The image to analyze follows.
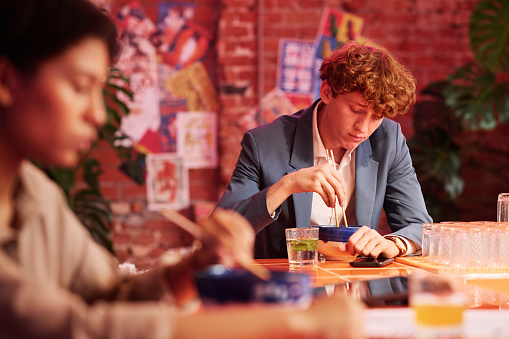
[312,225,366,260]
[195,265,312,307]
[312,225,363,243]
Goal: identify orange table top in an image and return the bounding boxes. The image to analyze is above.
[252,258,509,309]
[252,258,425,286]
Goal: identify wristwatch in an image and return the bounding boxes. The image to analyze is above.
[385,236,407,257]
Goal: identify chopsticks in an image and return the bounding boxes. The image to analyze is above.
[160,209,271,280]
[325,149,348,228]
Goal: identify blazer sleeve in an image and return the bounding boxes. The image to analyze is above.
[216,131,277,233]
[383,124,433,245]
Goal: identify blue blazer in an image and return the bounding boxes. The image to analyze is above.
[217,101,432,258]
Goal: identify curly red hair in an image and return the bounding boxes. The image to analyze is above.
[319,41,416,118]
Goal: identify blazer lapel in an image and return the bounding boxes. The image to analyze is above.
[355,140,378,226]
[289,102,316,228]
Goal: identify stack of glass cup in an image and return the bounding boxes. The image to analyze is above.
[422,222,509,269]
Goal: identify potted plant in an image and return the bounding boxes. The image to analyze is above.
[409,0,509,221]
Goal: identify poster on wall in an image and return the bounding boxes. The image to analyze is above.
[276,39,315,96]
[239,88,297,133]
[159,98,188,153]
[285,93,314,111]
[146,153,189,210]
[113,2,161,146]
[311,9,364,100]
[152,1,212,94]
[258,88,297,126]
[165,62,220,111]
[177,111,218,169]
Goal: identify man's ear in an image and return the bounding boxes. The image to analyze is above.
[320,80,332,104]
[0,57,17,107]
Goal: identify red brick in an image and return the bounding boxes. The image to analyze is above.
[123,183,147,200]
[263,12,283,23]
[114,249,131,262]
[220,24,251,37]
[239,12,256,23]
[301,0,324,8]
[220,41,238,53]
[222,0,254,7]
[99,166,132,182]
[88,147,120,167]
[238,40,257,51]
[148,248,168,259]
[110,201,131,215]
[99,185,119,200]
[145,219,173,231]
[190,186,218,200]
[219,55,257,66]
[133,232,155,246]
[112,233,132,245]
[221,11,237,22]
[393,0,415,11]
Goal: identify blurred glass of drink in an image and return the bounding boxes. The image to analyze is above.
[410,273,465,339]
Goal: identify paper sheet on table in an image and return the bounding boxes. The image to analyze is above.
[363,308,509,339]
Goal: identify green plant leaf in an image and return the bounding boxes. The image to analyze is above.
[469,0,509,72]
[82,158,102,193]
[442,63,505,130]
[44,167,75,202]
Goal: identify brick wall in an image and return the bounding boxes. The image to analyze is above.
[89,0,508,268]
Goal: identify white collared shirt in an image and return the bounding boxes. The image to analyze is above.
[310,100,356,226]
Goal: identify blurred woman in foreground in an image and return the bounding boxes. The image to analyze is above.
[0,0,363,338]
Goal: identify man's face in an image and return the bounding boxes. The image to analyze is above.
[319,82,384,151]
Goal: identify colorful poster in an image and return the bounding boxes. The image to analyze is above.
[135,129,161,154]
[277,39,315,95]
[159,98,188,153]
[153,2,211,70]
[151,2,212,95]
[177,112,218,169]
[239,88,297,133]
[312,9,364,100]
[258,88,297,125]
[165,62,220,111]
[285,93,314,111]
[146,153,189,210]
[113,2,160,145]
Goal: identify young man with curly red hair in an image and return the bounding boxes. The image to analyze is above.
[217,41,432,259]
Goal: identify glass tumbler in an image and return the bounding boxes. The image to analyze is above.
[449,225,483,268]
[285,228,319,265]
[422,223,433,257]
[429,224,442,263]
[497,193,509,222]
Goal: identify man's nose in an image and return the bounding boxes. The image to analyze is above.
[355,116,369,133]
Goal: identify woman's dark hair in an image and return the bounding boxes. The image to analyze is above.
[0,0,120,71]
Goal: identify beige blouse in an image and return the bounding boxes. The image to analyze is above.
[0,162,176,339]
